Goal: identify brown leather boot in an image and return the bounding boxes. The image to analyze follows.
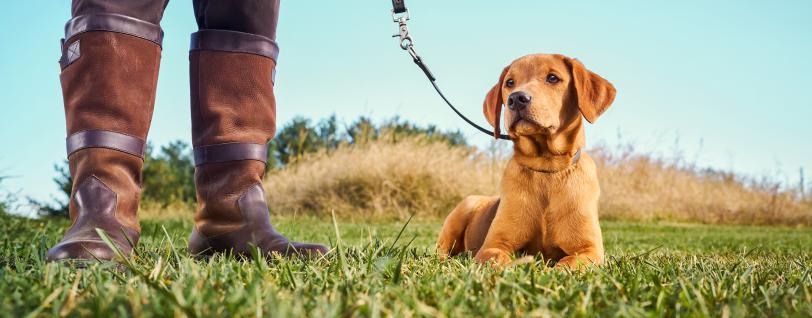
[46,14,162,262]
[186,29,329,258]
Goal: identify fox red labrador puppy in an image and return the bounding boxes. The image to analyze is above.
[436,54,616,269]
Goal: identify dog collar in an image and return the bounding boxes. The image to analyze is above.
[521,148,582,174]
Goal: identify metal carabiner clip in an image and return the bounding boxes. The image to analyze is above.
[392,10,413,50]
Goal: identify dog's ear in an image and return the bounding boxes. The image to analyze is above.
[568,58,616,123]
[483,66,509,138]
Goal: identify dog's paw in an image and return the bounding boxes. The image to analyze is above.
[475,248,512,266]
[554,256,595,271]
[436,249,450,261]
[435,241,454,260]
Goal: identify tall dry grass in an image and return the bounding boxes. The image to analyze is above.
[263,136,812,226]
[265,137,504,219]
[593,145,812,226]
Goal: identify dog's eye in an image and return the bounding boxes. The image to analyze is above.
[546,74,560,84]
[505,79,515,88]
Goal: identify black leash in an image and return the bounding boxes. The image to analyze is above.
[391,1,511,140]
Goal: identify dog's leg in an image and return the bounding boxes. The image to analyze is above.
[552,211,604,270]
[436,196,484,259]
[474,204,535,266]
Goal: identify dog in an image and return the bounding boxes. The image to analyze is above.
[436,54,616,269]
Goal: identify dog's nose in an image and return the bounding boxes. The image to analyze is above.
[507,91,532,111]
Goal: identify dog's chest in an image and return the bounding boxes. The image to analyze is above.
[511,177,580,258]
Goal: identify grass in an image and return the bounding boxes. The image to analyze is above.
[1,212,810,317]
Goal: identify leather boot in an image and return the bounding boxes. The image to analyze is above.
[187,29,329,258]
[46,14,162,262]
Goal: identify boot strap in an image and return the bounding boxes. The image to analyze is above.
[190,29,279,61]
[64,13,164,46]
[193,143,268,166]
[66,130,146,159]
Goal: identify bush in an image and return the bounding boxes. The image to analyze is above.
[265,136,502,219]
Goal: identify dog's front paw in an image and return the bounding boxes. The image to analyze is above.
[475,248,512,266]
[554,255,596,271]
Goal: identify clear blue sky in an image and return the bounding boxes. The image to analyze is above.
[1,1,811,204]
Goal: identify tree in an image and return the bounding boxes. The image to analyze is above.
[273,115,344,166]
[142,141,196,206]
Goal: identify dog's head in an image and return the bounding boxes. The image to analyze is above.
[483,54,616,139]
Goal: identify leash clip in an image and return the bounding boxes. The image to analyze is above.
[392,10,413,50]
[387,4,509,140]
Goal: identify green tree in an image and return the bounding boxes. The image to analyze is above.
[273,116,344,165]
[142,141,196,206]
[346,116,378,145]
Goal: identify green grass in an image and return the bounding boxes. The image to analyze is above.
[1,213,810,317]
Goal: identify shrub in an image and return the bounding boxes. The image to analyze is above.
[265,135,502,219]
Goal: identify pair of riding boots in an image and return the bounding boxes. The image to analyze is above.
[46,14,327,263]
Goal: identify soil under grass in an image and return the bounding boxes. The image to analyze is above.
[1,213,810,317]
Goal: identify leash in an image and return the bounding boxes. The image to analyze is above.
[391,1,511,140]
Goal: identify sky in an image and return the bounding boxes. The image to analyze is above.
[0,1,811,206]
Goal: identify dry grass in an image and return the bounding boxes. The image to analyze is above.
[263,136,811,226]
[593,144,812,226]
[264,137,504,219]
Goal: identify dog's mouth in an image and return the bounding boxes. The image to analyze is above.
[510,116,554,136]
[512,116,538,126]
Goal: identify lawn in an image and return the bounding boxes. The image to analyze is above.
[0,213,810,317]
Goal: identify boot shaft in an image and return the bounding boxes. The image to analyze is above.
[189,29,279,236]
[48,13,163,261]
[189,30,279,147]
[61,31,161,230]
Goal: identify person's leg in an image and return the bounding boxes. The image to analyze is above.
[187,0,328,258]
[192,0,279,40]
[46,0,168,262]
